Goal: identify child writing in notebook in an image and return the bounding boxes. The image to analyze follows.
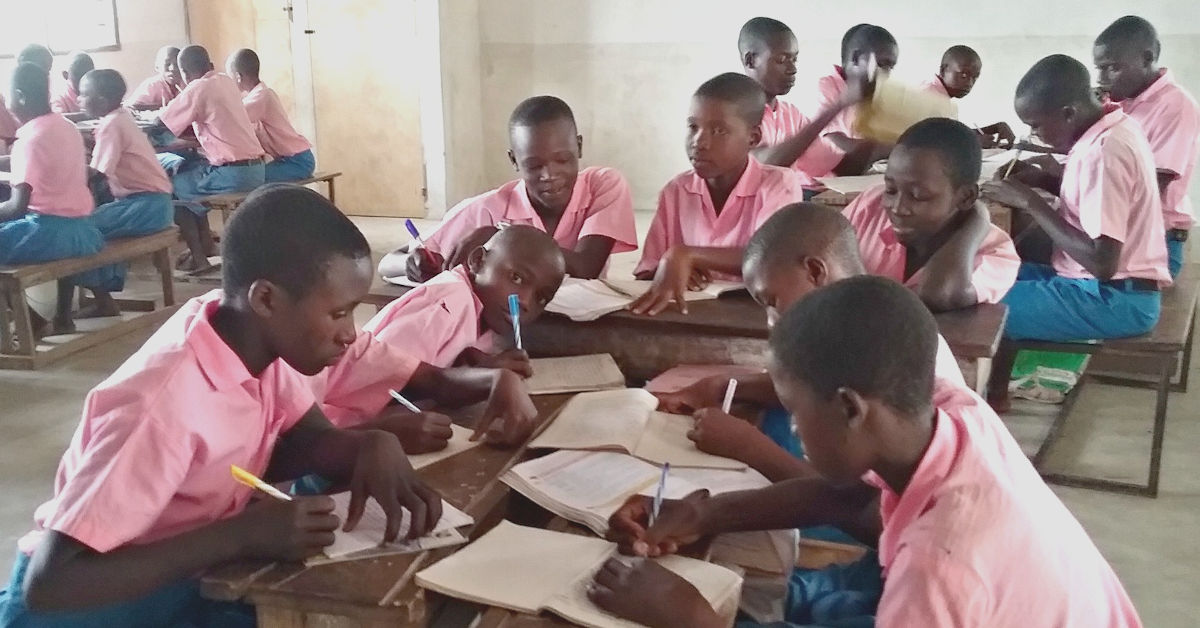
[0,63,110,335]
[981,55,1169,411]
[0,185,443,626]
[76,69,174,319]
[843,117,1019,311]
[50,51,94,119]
[592,277,1143,628]
[920,45,1015,148]
[388,95,637,282]
[125,45,184,110]
[157,45,267,274]
[1095,16,1199,278]
[227,48,317,183]
[630,72,805,316]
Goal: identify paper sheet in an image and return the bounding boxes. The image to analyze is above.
[815,174,885,195]
[546,278,744,322]
[381,273,421,288]
[634,412,747,470]
[530,389,659,453]
[313,491,474,563]
[406,424,482,470]
[644,364,767,394]
[525,354,626,395]
[516,451,661,508]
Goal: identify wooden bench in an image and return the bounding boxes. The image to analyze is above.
[1020,265,1200,498]
[0,228,179,370]
[200,171,343,223]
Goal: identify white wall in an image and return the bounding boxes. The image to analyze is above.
[0,0,188,99]
[471,0,1200,209]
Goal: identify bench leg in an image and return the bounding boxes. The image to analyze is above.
[7,287,36,357]
[327,178,336,205]
[1174,313,1194,393]
[154,247,176,307]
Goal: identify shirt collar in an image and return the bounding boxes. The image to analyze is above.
[1069,103,1124,159]
[511,173,586,230]
[682,158,763,199]
[185,292,260,392]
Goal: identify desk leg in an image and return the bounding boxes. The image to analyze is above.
[153,247,175,307]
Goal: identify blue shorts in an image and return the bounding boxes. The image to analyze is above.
[89,193,173,292]
[265,149,316,183]
[171,160,265,215]
[0,550,254,628]
[1001,263,1161,342]
[1166,235,1185,279]
[0,214,117,290]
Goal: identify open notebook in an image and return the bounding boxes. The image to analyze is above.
[306,491,474,565]
[407,424,483,470]
[529,389,746,470]
[547,277,745,322]
[526,354,626,395]
[644,364,767,395]
[415,520,743,628]
[815,174,884,196]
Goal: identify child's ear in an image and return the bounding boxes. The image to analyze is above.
[507,149,518,172]
[576,134,584,159]
[62,70,69,81]
[742,50,756,70]
[748,123,763,150]
[466,246,487,274]
[803,255,829,286]
[956,182,980,211]
[247,279,281,319]
[837,386,870,433]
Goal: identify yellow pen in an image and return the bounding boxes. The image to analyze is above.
[231,464,293,502]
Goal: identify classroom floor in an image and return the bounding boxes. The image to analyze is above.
[1,213,1197,626]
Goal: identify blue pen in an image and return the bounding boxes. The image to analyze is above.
[404,219,424,244]
[508,294,523,350]
[650,462,670,527]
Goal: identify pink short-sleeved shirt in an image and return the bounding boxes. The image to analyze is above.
[51,81,80,114]
[17,291,317,555]
[90,108,172,198]
[159,71,264,166]
[242,82,312,159]
[0,94,19,141]
[813,67,859,139]
[125,75,182,109]
[1055,105,1170,284]
[932,334,965,385]
[307,332,423,428]
[10,113,94,217]
[758,99,845,185]
[424,167,638,259]
[865,380,1142,627]
[919,76,960,119]
[635,159,805,278]
[1117,69,1200,231]
[843,185,1019,303]
[362,266,498,369]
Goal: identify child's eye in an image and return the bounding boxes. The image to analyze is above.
[510,272,524,284]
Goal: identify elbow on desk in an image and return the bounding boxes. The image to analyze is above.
[916,283,977,313]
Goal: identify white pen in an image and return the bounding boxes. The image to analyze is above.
[721,378,738,414]
[650,462,670,527]
[389,389,422,413]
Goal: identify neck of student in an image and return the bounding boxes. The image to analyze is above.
[902,215,961,279]
[705,158,748,214]
[528,193,567,232]
[870,407,937,495]
[1130,67,1162,100]
[21,107,51,124]
[1070,106,1109,145]
[211,300,275,377]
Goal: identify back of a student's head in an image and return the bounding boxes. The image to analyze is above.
[689,73,766,177]
[841,24,898,70]
[468,225,566,332]
[506,95,581,212]
[1014,54,1098,149]
[16,44,53,74]
[65,51,95,86]
[9,62,51,121]
[743,202,864,326]
[769,276,937,478]
[177,45,214,83]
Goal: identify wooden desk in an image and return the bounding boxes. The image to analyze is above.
[199,394,574,628]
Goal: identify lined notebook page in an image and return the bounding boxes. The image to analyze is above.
[525,354,626,395]
[515,451,660,509]
[316,492,474,562]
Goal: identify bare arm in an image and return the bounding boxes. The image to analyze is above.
[915,203,990,312]
[752,102,852,168]
[561,234,617,279]
[0,182,31,222]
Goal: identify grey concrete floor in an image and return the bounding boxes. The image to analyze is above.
[1,214,1197,626]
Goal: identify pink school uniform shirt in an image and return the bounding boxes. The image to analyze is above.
[424,167,638,258]
[635,158,804,277]
[866,379,1142,626]
[51,81,80,114]
[90,108,172,198]
[843,185,1019,303]
[17,291,316,555]
[10,113,94,217]
[159,71,264,166]
[1056,105,1170,285]
[1117,69,1200,231]
[362,266,498,369]
[758,99,844,185]
[125,75,182,109]
[813,67,859,138]
[0,94,19,141]
[919,76,960,119]
[242,82,312,159]
[932,334,965,385]
[308,331,422,428]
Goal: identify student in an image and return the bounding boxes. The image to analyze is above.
[0,185,443,626]
[125,45,184,110]
[51,51,94,117]
[0,63,107,335]
[157,45,266,274]
[16,44,53,75]
[77,69,174,319]
[809,23,897,169]
[630,72,804,315]
[1095,16,1199,278]
[591,277,1143,628]
[738,17,868,188]
[843,117,1019,311]
[981,55,1168,411]
[390,96,637,283]
[921,45,1015,148]
[227,48,317,183]
[319,225,564,447]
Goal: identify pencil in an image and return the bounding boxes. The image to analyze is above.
[231,464,293,502]
[721,379,738,414]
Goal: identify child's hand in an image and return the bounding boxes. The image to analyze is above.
[444,225,500,271]
[654,376,728,414]
[471,369,538,446]
[587,557,723,628]
[236,496,339,562]
[474,348,534,378]
[404,246,444,282]
[344,431,443,541]
[368,406,454,454]
[629,246,700,316]
[687,408,761,462]
[980,179,1039,213]
[607,491,708,557]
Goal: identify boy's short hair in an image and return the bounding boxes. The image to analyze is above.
[744,202,865,275]
[843,24,896,62]
[12,63,50,109]
[1015,54,1092,114]
[508,95,577,133]
[222,184,371,299]
[694,72,767,127]
[178,45,212,75]
[16,44,53,72]
[83,69,126,102]
[1096,15,1160,59]
[895,117,981,187]
[230,48,261,77]
[839,24,871,64]
[769,275,937,416]
[67,52,95,79]
[941,44,980,66]
[738,17,794,55]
